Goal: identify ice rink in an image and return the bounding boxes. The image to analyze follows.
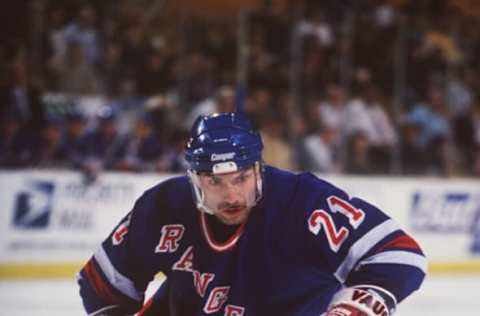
[0,274,478,315]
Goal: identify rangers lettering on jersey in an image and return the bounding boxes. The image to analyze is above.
[225,305,245,316]
[204,286,230,314]
[155,224,185,253]
[193,271,215,297]
[172,246,194,271]
[172,246,246,314]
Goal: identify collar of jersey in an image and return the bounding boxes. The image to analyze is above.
[199,212,246,252]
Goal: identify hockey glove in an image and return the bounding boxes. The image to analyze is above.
[325,286,395,316]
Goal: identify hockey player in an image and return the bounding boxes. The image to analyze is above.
[78,112,427,316]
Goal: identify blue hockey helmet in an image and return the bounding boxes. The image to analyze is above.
[185,112,263,174]
[185,112,264,214]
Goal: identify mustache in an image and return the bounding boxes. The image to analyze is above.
[218,202,245,210]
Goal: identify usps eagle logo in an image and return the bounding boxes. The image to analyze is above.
[13,181,55,229]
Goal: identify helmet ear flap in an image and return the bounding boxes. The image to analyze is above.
[187,170,214,215]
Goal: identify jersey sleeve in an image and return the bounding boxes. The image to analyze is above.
[77,186,170,315]
[300,174,427,305]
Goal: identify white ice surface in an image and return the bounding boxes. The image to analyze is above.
[0,274,478,315]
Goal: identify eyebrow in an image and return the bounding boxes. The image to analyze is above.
[231,170,254,181]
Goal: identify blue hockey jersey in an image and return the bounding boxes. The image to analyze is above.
[78,166,426,315]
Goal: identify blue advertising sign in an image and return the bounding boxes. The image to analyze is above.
[12,181,55,229]
[410,191,480,255]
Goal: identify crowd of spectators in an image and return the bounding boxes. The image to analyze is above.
[1,0,480,178]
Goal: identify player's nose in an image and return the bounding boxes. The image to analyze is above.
[222,183,239,202]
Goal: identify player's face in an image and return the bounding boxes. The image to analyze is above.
[198,167,257,225]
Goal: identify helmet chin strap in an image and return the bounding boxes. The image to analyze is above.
[253,162,263,202]
[187,162,263,216]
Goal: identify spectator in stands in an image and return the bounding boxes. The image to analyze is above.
[32,118,66,168]
[0,51,43,168]
[116,116,164,172]
[44,5,68,88]
[248,0,289,55]
[446,69,475,117]
[59,112,87,169]
[297,9,334,49]
[1,49,46,133]
[62,3,100,66]
[345,131,371,174]
[0,116,21,167]
[78,106,127,179]
[406,84,453,175]
[297,8,335,94]
[2,116,64,168]
[54,42,103,95]
[156,129,190,172]
[260,113,295,171]
[121,25,149,82]
[136,49,172,97]
[182,51,217,108]
[248,32,276,91]
[404,18,440,99]
[371,2,397,89]
[343,98,372,139]
[399,119,427,175]
[317,83,347,139]
[245,88,275,129]
[299,123,339,173]
[143,95,177,139]
[101,42,130,98]
[447,70,477,174]
[184,85,235,129]
[362,85,397,173]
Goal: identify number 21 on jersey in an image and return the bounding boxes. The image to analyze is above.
[308,196,365,252]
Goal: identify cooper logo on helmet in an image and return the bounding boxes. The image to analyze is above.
[211,153,236,161]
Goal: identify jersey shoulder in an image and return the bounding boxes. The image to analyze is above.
[295,171,345,205]
[262,166,341,211]
[293,171,391,233]
[295,172,385,213]
[133,175,193,224]
[263,165,302,204]
[142,175,191,205]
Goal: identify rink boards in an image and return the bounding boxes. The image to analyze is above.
[0,170,479,279]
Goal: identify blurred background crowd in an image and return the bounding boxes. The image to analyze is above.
[1,0,480,177]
